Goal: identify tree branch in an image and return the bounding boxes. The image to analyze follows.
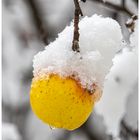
[90,0,134,17]
[25,0,48,45]
[72,0,83,52]
[120,119,138,138]
[122,0,125,8]
[125,15,138,32]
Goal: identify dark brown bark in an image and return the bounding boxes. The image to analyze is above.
[125,15,138,32]
[72,0,83,52]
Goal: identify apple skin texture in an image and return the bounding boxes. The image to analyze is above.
[30,74,99,130]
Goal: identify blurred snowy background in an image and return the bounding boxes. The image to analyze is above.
[2,0,138,140]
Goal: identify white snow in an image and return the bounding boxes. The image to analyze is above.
[95,20,138,136]
[95,48,138,136]
[123,20,138,132]
[124,83,138,131]
[33,14,123,91]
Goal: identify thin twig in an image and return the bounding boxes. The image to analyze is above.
[120,120,138,138]
[74,0,83,16]
[72,0,83,52]
[90,0,134,17]
[125,15,138,32]
[122,0,125,8]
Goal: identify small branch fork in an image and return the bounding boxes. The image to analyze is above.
[125,15,138,32]
[72,0,84,52]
